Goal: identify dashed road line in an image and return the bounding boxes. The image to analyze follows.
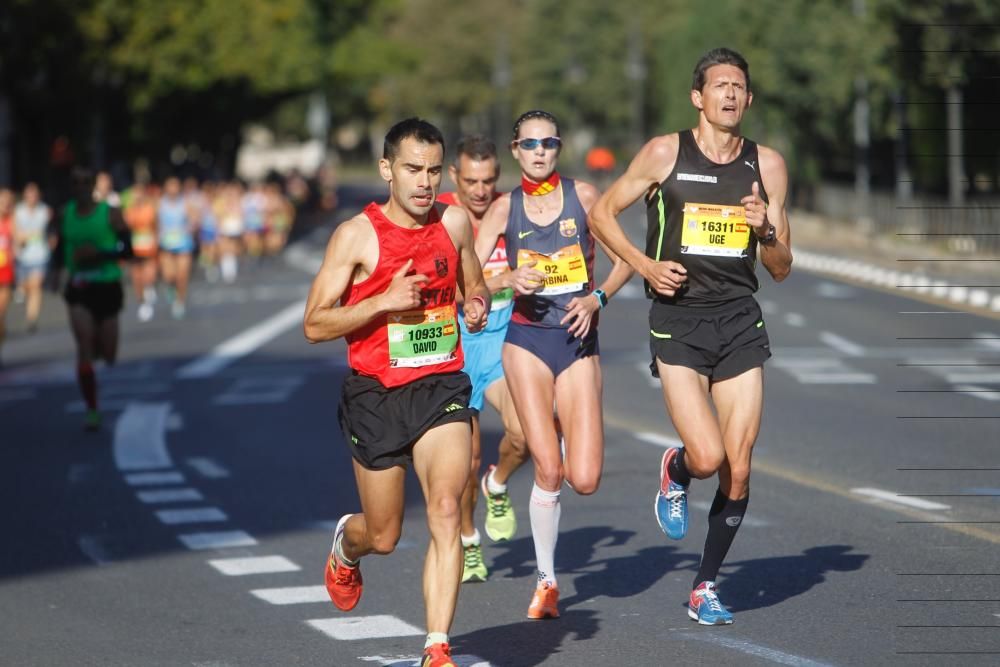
[675,631,835,667]
[136,488,204,504]
[176,300,306,379]
[250,585,329,604]
[125,471,185,486]
[187,457,232,479]
[209,556,301,576]
[306,615,424,641]
[113,402,172,471]
[156,507,228,525]
[178,530,258,550]
[818,331,866,357]
[851,488,951,511]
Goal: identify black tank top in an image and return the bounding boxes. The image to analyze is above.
[505,178,596,328]
[645,129,769,307]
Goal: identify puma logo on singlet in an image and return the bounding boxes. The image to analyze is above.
[745,160,756,172]
[518,230,535,239]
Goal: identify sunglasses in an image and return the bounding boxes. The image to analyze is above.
[515,137,562,151]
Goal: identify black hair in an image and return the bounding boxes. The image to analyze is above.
[511,110,560,142]
[383,117,445,161]
[692,48,751,92]
[454,134,498,166]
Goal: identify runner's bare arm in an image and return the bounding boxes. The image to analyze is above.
[559,181,635,338]
[303,216,428,343]
[588,135,688,297]
[444,206,490,333]
[475,193,545,295]
[753,146,792,281]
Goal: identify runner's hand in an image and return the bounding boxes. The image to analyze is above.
[464,296,488,333]
[740,181,767,233]
[645,260,687,297]
[380,258,428,311]
[560,294,600,338]
[509,260,546,295]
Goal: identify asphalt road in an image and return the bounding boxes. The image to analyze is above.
[1,185,997,666]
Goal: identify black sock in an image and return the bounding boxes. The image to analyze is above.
[694,488,749,588]
[668,448,691,487]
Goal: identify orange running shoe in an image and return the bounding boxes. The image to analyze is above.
[324,514,362,611]
[421,642,457,667]
[526,581,560,619]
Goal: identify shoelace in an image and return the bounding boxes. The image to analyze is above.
[334,558,358,584]
[698,588,724,613]
[464,545,483,568]
[487,492,511,518]
[665,488,685,520]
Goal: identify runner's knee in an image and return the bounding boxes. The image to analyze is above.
[685,447,725,479]
[534,462,564,491]
[426,493,461,525]
[565,471,600,495]
[367,526,402,555]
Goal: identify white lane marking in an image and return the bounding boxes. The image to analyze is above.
[187,457,231,479]
[178,530,258,550]
[213,376,304,406]
[772,356,876,384]
[818,332,866,357]
[113,402,172,471]
[359,655,491,666]
[815,282,856,299]
[783,313,806,327]
[676,632,835,667]
[690,500,768,527]
[635,431,684,449]
[210,556,301,576]
[851,487,951,511]
[125,471,185,486]
[250,585,329,604]
[156,507,228,525]
[307,615,424,640]
[944,373,1000,384]
[176,300,306,379]
[137,488,204,504]
[771,358,843,369]
[759,299,778,314]
[952,385,1000,401]
[973,334,1000,351]
[78,535,111,565]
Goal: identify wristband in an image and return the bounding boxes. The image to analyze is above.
[592,288,608,309]
[469,295,487,310]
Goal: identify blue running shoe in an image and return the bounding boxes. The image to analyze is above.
[689,581,734,625]
[654,447,688,540]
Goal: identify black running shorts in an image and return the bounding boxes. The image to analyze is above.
[649,296,770,382]
[338,371,474,470]
[64,282,124,322]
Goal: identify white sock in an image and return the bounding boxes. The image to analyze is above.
[486,468,507,494]
[425,632,448,648]
[461,529,481,547]
[529,483,561,587]
[221,254,237,282]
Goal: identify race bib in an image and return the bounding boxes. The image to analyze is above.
[162,228,185,248]
[133,230,156,253]
[387,304,459,368]
[680,202,750,257]
[0,248,7,268]
[517,243,588,296]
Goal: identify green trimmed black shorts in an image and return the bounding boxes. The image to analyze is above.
[649,296,770,383]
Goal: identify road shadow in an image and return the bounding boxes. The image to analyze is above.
[453,609,600,667]
[719,544,868,612]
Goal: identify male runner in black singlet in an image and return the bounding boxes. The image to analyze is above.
[588,47,793,625]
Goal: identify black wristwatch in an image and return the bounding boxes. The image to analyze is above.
[756,223,777,247]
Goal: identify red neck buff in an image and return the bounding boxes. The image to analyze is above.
[522,171,560,196]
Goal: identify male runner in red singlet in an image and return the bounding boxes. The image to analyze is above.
[438,135,529,584]
[304,118,490,667]
[588,48,793,625]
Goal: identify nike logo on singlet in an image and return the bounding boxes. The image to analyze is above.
[518,230,535,239]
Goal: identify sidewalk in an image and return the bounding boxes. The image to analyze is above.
[787,210,1000,317]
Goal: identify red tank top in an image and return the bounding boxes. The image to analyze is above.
[0,215,14,284]
[344,203,464,388]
